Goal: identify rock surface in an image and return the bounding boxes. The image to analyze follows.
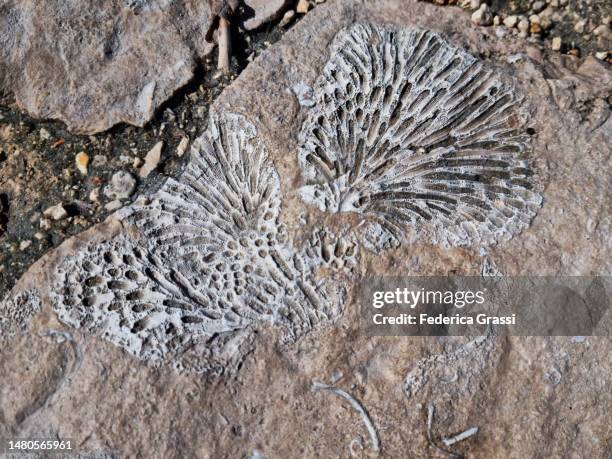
[0,0,291,134]
[1,1,611,457]
[0,0,214,134]
[243,0,289,30]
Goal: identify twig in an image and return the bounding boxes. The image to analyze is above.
[218,16,231,72]
[426,404,464,459]
[443,427,479,447]
[312,381,380,454]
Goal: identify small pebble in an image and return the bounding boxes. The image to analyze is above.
[279,10,295,27]
[530,22,542,35]
[43,203,68,221]
[471,4,493,26]
[177,137,190,157]
[104,200,123,212]
[551,36,562,51]
[296,0,310,14]
[75,152,89,175]
[39,128,51,140]
[139,141,163,178]
[504,15,518,28]
[518,18,530,37]
[39,218,51,230]
[19,240,31,251]
[531,1,545,13]
[89,187,100,203]
[105,171,136,200]
[34,232,45,240]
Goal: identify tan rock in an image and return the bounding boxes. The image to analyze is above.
[139,141,163,178]
[297,0,311,14]
[75,152,89,175]
[243,0,289,31]
[43,203,67,221]
[176,137,190,157]
[0,0,215,134]
[504,15,518,28]
[1,2,610,458]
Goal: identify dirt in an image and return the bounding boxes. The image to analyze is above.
[0,19,287,300]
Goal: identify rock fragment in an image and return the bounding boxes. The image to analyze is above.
[104,172,136,201]
[297,0,310,14]
[552,36,562,51]
[518,17,530,37]
[43,204,68,221]
[243,0,288,30]
[104,200,123,212]
[471,4,493,26]
[0,0,216,134]
[39,129,51,141]
[280,10,296,27]
[75,152,89,176]
[177,137,190,157]
[139,142,163,178]
[504,15,518,28]
[89,188,100,203]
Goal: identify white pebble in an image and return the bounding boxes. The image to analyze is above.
[504,15,518,28]
[43,203,68,221]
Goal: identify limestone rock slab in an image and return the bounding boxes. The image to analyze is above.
[1,1,610,457]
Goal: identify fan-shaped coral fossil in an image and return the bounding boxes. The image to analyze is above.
[298,24,542,250]
[48,112,344,371]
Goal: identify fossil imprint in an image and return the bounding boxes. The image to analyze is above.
[1,24,541,371]
[299,24,542,249]
[49,112,345,372]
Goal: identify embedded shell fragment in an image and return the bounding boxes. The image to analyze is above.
[298,23,542,250]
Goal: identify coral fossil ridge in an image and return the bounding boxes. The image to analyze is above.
[298,23,541,250]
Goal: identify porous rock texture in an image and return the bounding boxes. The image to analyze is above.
[1,1,611,457]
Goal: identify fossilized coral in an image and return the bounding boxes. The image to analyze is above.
[50,112,344,371]
[0,290,41,342]
[298,23,542,249]
[2,24,546,374]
